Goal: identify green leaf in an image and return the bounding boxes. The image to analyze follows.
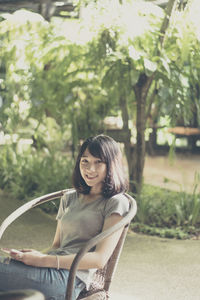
[128,45,142,61]
[102,62,119,88]
[130,69,140,85]
[144,58,157,76]
[158,87,171,101]
[160,57,170,77]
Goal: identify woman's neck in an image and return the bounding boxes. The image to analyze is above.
[90,184,103,196]
[89,191,102,196]
[81,191,103,203]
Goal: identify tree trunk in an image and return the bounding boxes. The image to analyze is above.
[39,0,55,21]
[132,74,153,193]
[129,0,177,194]
[119,96,134,190]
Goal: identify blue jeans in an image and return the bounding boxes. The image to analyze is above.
[0,257,85,300]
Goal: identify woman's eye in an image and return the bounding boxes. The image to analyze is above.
[96,160,102,164]
[81,159,88,163]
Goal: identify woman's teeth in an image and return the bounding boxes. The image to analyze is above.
[86,175,97,179]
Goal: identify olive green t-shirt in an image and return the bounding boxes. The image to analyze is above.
[48,189,129,289]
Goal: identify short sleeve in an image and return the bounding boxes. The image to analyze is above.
[56,189,76,220]
[104,193,130,219]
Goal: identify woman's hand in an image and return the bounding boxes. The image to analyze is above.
[10,249,46,267]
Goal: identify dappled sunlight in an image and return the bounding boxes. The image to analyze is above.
[0,131,33,154]
[0,133,18,145]
[18,100,31,117]
[0,3,199,298]
[188,0,200,40]
[2,9,46,25]
[77,0,164,44]
[0,0,199,240]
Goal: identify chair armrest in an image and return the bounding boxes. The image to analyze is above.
[65,194,137,300]
[0,189,69,240]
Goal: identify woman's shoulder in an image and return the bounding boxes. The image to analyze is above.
[108,192,130,204]
[110,192,128,200]
[63,188,77,197]
[61,188,77,204]
[104,193,130,218]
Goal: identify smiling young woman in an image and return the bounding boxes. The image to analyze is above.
[79,148,107,195]
[0,134,129,300]
[73,135,128,198]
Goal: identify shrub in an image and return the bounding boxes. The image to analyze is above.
[0,144,74,212]
[132,176,200,239]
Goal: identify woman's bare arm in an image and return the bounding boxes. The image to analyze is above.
[51,213,123,270]
[11,214,123,270]
[52,220,61,249]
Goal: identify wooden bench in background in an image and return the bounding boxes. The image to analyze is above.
[168,126,200,150]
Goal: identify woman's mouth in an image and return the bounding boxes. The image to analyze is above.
[85,174,98,180]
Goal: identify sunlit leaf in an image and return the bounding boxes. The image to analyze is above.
[160,57,170,77]
[144,58,157,76]
[130,69,140,85]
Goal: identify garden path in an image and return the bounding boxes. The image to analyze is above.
[144,153,200,193]
[111,232,200,300]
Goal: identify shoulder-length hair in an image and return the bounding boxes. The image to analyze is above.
[72,134,128,198]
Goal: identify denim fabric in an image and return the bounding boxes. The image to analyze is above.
[0,257,85,300]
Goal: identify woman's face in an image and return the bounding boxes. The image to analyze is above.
[79,148,107,194]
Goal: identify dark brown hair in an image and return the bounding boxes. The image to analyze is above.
[72,134,128,198]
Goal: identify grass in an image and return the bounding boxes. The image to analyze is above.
[131,178,200,239]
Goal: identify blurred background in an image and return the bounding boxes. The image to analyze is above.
[0,0,200,239]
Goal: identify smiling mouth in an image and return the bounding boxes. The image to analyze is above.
[86,175,98,180]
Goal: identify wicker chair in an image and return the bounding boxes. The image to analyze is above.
[0,190,137,300]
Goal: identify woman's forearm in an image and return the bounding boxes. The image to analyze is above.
[14,215,122,270]
[42,252,103,270]
[11,250,102,270]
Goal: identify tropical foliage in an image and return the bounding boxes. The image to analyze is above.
[0,0,200,234]
[132,173,200,239]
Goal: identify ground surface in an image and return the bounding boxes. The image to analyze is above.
[144,153,200,193]
[0,153,200,300]
[111,232,200,300]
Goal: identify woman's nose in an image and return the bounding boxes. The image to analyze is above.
[87,163,96,172]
